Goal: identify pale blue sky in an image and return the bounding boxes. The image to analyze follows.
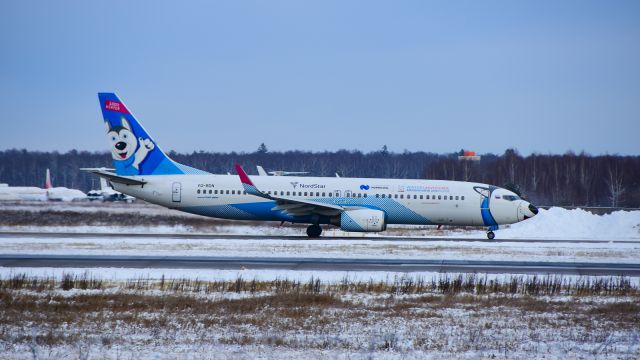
[1,1,638,154]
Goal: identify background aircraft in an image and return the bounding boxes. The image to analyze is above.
[256,165,310,176]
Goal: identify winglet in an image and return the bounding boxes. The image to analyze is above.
[235,164,269,198]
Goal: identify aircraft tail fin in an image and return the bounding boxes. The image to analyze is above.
[98,93,208,176]
[44,169,52,189]
[99,177,109,190]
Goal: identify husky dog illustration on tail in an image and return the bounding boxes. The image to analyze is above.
[98,93,208,176]
[105,118,155,173]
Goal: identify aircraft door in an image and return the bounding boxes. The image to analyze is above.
[172,182,182,202]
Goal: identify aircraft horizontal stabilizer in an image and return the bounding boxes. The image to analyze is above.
[80,168,146,186]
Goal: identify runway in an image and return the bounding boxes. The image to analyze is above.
[1,254,639,275]
[1,231,638,244]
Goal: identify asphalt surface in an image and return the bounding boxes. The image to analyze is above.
[1,231,638,243]
[1,254,639,275]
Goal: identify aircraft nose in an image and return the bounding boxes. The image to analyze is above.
[519,201,538,221]
[115,141,127,151]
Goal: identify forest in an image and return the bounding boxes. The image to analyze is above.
[0,147,638,207]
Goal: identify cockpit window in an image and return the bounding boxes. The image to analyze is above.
[473,186,490,198]
[503,195,520,201]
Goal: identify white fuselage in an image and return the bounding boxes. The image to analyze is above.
[113,174,534,227]
[0,185,47,202]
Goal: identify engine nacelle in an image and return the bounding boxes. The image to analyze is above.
[339,209,386,232]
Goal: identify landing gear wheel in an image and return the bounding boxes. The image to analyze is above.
[306,224,322,238]
[487,231,495,240]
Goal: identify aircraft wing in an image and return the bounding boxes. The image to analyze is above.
[80,168,147,186]
[235,164,343,217]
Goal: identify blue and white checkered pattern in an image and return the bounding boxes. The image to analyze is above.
[181,196,432,225]
[313,196,432,225]
[340,211,365,231]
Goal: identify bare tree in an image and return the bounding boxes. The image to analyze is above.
[606,165,625,207]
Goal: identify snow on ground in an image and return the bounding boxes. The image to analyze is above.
[1,204,639,265]
[2,203,639,358]
[495,207,640,240]
[1,235,639,263]
[2,202,639,240]
[2,273,639,359]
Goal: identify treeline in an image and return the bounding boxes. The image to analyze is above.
[0,148,638,207]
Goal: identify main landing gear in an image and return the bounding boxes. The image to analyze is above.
[306,224,322,238]
[486,231,495,240]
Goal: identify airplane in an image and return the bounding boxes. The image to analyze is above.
[85,172,135,202]
[44,168,87,201]
[256,165,310,176]
[0,169,85,202]
[0,183,47,201]
[84,93,538,239]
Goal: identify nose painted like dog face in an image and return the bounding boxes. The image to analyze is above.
[105,118,137,161]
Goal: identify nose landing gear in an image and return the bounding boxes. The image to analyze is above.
[306,224,322,238]
[486,231,495,240]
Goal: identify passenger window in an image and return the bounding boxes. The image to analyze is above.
[209,190,212,194]
[322,192,325,197]
[414,195,417,199]
[316,192,320,197]
[455,196,459,200]
[358,193,362,198]
[304,192,308,196]
[419,195,423,199]
[462,196,465,200]
[381,194,385,198]
[450,196,453,200]
[394,194,398,199]
[399,195,403,199]
[328,193,332,197]
[232,190,236,195]
[438,195,441,200]
[363,194,367,198]
[197,189,200,194]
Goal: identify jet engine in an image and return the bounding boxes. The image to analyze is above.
[338,209,386,232]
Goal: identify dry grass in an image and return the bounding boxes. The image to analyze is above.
[2,273,637,297]
[1,273,639,356]
[0,209,232,229]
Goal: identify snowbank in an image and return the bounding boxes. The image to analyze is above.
[498,207,640,240]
